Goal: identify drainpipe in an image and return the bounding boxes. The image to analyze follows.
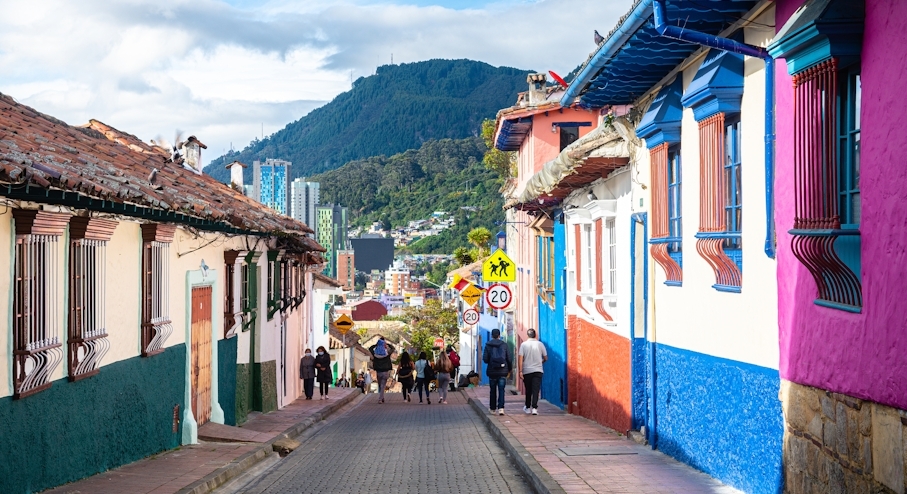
[652,0,776,258]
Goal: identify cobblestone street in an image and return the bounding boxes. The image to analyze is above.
[229,391,531,494]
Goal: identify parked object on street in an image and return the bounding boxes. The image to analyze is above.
[518,328,546,415]
[483,328,512,415]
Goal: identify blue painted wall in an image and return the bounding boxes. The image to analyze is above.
[539,213,567,408]
[0,346,186,494]
[654,343,783,494]
[631,338,647,429]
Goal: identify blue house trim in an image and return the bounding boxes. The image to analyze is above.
[767,0,864,75]
[681,48,745,121]
[637,77,684,150]
[539,210,567,408]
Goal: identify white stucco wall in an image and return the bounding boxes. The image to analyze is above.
[646,29,779,370]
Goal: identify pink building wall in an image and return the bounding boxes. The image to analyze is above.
[776,0,907,410]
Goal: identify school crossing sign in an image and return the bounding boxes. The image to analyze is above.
[482,249,516,282]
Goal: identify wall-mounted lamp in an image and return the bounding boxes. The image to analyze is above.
[587,191,597,202]
[551,124,557,133]
[200,259,210,279]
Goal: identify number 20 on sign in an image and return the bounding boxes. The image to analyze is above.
[485,283,512,310]
[462,308,480,326]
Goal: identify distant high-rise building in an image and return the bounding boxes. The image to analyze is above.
[290,178,320,234]
[385,261,410,296]
[316,204,348,278]
[252,159,291,215]
[336,250,355,290]
[349,237,394,272]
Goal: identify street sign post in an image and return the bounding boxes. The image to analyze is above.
[334,314,354,334]
[485,283,512,310]
[459,283,483,307]
[462,308,480,326]
[483,249,516,282]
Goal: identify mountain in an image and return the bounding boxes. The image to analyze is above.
[311,137,504,254]
[204,59,531,182]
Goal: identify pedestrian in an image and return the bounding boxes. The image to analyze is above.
[518,328,547,415]
[414,351,432,404]
[364,371,372,394]
[434,351,453,404]
[482,328,512,415]
[356,372,366,393]
[299,348,316,400]
[396,351,415,402]
[369,337,396,404]
[314,345,332,400]
[446,345,460,391]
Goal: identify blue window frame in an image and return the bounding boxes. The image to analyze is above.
[724,117,742,250]
[838,66,861,228]
[667,146,682,268]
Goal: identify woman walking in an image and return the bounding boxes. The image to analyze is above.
[396,351,415,402]
[435,351,453,404]
[299,348,316,400]
[414,351,432,404]
[314,346,332,400]
[369,337,396,404]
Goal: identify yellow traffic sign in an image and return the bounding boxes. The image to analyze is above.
[482,249,516,282]
[334,314,354,334]
[460,283,483,307]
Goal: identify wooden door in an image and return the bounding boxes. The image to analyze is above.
[191,286,213,426]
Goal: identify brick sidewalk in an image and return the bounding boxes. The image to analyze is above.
[44,389,358,494]
[464,387,742,494]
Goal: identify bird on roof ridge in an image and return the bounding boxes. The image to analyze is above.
[594,29,605,45]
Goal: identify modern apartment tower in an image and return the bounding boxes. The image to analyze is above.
[252,159,291,215]
[316,204,348,278]
[290,178,320,235]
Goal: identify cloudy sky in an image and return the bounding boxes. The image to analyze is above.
[0,0,633,166]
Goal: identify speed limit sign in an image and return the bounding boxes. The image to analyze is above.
[485,283,512,310]
[462,308,480,326]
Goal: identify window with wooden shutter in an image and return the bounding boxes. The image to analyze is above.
[141,223,175,357]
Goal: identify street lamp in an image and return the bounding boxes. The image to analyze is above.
[420,277,449,305]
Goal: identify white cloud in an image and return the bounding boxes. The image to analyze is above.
[0,0,634,166]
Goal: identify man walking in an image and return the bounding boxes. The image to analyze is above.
[518,328,547,415]
[482,328,511,415]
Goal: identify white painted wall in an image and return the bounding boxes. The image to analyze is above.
[645,27,779,370]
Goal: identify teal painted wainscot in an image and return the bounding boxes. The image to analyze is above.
[0,346,186,494]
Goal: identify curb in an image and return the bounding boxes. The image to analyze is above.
[177,391,363,494]
[464,393,566,494]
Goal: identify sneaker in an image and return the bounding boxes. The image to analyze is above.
[531,408,538,415]
[325,395,329,400]
[427,398,431,404]
[408,396,411,402]
[498,408,505,416]
[523,406,531,414]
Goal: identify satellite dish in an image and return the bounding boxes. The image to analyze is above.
[549,70,569,89]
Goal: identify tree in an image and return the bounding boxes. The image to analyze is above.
[467,226,492,258]
[397,299,458,356]
[481,118,516,179]
[453,246,474,266]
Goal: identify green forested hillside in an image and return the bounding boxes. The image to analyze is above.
[312,137,504,254]
[204,59,530,182]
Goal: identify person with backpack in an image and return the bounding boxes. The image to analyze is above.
[482,328,511,415]
[414,351,433,404]
[434,351,453,404]
[369,337,395,404]
[396,351,415,402]
[518,328,548,415]
[446,345,460,392]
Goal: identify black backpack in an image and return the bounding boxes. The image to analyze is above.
[422,360,436,381]
[489,342,507,370]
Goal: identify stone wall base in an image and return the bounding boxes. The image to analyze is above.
[781,380,907,494]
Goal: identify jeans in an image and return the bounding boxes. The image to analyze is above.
[376,371,389,401]
[303,378,314,399]
[489,376,507,410]
[416,377,430,401]
[523,372,542,409]
[437,374,450,402]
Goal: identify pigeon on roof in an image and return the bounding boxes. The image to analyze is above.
[594,29,605,45]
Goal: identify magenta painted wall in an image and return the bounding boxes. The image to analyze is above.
[776,0,907,410]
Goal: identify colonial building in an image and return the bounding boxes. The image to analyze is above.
[0,94,325,493]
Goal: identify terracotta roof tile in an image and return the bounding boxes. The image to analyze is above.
[0,93,321,248]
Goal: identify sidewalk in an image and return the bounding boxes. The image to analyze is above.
[44,389,359,494]
[464,387,742,494]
